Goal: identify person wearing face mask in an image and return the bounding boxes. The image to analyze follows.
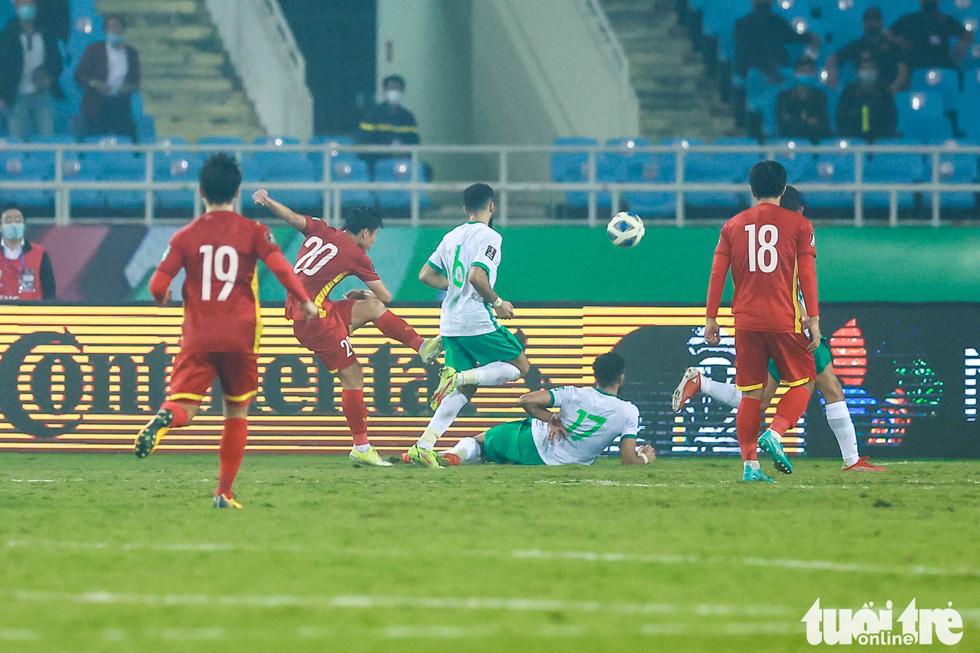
[776,57,831,142]
[826,7,909,94]
[735,0,821,81]
[0,0,64,140]
[74,14,140,142]
[358,74,420,149]
[0,204,56,301]
[836,60,898,141]
[890,0,973,71]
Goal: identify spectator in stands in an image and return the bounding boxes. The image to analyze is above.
[776,58,832,142]
[890,0,973,71]
[0,0,63,140]
[74,14,140,142]
[358,75,420,147]
[0,203,56,300]
[735,0,820,81]
[836,59,897,141]
[825,7,909,95]
[35,0,69,44]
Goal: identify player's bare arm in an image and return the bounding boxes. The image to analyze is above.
[517,391,567,442]
[418,262,449,291]
[619,437,655,465]
[252,189,307,231]
[469,265,515,319]
[363,279,393,304]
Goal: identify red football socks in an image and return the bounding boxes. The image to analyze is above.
[375,310,424,351]
[161,401,189,427]
[736,397,762,462]
[342,389,370,446]
[216,417,248,498]
[770,385,812,436]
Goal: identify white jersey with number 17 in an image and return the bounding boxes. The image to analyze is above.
[427,221,502,337]
[531,386,641,466]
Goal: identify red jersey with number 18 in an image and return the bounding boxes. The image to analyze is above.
[706,202,818,334]
[157,210,282,353]
[285,216,380,321]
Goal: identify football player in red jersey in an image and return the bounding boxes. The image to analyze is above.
[134,154,319,509]
[705,161,820,482]
[252,189,442,467]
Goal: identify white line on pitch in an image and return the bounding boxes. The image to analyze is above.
[0,628,40,641]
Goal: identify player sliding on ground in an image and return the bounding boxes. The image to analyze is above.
[675,186,884,472]
[705,161,821,482]
[406,183,530,468]
[252,190,443,467]
[134,154,319,508]
[438,352,655,466]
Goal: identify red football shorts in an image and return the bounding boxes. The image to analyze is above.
[735,329,815,391]
[292,298,357,373]
[168,350,259,406]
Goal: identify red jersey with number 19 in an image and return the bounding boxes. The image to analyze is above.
[157,211,282,353]
[285,216,380,321]
[706,203,818,334]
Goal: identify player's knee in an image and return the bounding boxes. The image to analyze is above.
[514,357,530,377]
[366,297,387,319]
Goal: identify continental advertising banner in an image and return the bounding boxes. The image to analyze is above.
[0,305,976,457]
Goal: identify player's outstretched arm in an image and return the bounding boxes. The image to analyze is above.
[148,269,174,306]
[619,437,655,465]
[253,189,307,231]
[363,279,393,305]
[518,391,567,442]
[468,266,514,319]
[418,262,449,291]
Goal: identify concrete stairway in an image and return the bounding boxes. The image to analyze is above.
[599,0,738,140]
[95,0,265,142]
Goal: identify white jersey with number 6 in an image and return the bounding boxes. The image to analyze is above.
[531,386,641,465]
[427,221,503,337]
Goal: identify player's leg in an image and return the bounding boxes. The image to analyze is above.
[430,329,526,408]
[672,367,744,411]
[410,385,478,468]
[211,352,260,508]
[135,350,208,458]
[761,333,817,475]
[347,297,442,364]
[335,360,392,467]
[733,330,773,482]
[438,432,486,466]
[816,363,886,472]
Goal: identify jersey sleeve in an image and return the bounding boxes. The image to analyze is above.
[426,238,447,275]
[300,215,319,236]
[621,404,640,439]
[548,386,573,408]
[797,218,817,259]
[253,223,281,262]
[706,223,732,319]
[156,235,184,277]
[472,230,502,276]
[353,250,381,283]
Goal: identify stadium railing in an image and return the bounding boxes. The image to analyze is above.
[1,142,979,227]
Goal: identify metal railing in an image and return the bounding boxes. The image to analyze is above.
[1,142,979,226]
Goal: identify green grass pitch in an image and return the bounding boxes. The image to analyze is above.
[0,454,976,652]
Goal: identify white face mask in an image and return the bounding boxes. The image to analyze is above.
[385,89,402,105]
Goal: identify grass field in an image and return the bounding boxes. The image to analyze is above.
[0,454,976,652]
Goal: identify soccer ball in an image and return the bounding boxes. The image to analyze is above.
[606,212,645,248]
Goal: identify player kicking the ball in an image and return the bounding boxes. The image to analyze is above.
[406,183,530,468]
[705,162,821,482]
[135,154,319,508]
[253,190,442,467]
[438,352,654,467]
[675,186,884,472]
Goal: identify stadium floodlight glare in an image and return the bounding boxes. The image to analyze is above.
[5,158,23,176]
[793,18,807,34]
[956,0,971,11]
[62,159,81,177]
[626,140,636,149]
[780,0,793,10]
[396,162,409,176]
[818,162,835,179]
[927,69,942,85]
[820,69,829,82]
[940,161,956,178]
[170,160,190,176]
[334,162,353,178]
[911,93,926,111]
[76,17,93,34]
[837,0,854,10]
[966,19,977,33]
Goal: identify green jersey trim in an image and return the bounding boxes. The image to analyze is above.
[472,261,491,275]
[621,434,637,440]
[548,390,556,407]
[595,388,617,397]
[426,260,445,275]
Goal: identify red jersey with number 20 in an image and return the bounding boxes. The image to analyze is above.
[157,211,282,353]
[285,216,380,321]
[706,203,818,334]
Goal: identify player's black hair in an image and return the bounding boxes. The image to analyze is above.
[593,351,626,387]
[0,203,23,216]
[343,207,384,234]
[749,161,787,199]
[781,185,805,214]
[383,75,406,90]
[105,13,126,29]
[463,183,494,214]
[199,153,242,205]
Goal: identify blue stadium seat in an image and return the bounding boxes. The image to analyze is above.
[896,91,950,142]
[682,140,758,207]
[136,116,156,144]
[0,139,53,208]
[261,155,321,210]
[98,150,148,210]
[624,154,675,218]
[551,137,599,208]
[309,135,356,179]
[330,158,373,208]
[64,151,104,210]
[807,140,857,209]
[910,68,959,111]
[154,151,201,212]
[861,143,925,209]
[197,136,245,157]
[373,158,430,209]
[934,148,978,209]
[603,137,654,180]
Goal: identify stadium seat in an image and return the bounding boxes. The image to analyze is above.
[260,155,321,211]
[372,158,430,209]
[154,153,201,211]
[896,91,950,143]
[602,137,654,181]
[624,155,675,219]
[910,69,960,112]
[807,140,857,209]
[551,137,601,208]
[97,151,148,211]
[0,139,53,208]
[309,135,357,180]
[64,151,104,210]
[682,139,758,207]
[861,143,925,209]
[197,136,245,157]
[330,158,373,208]
[934,148,979,209]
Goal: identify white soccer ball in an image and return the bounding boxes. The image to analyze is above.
[606,212,645,248]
